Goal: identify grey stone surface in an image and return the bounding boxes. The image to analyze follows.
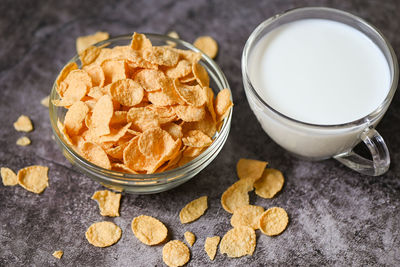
[1,0,400,266]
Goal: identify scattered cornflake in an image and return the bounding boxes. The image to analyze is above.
[1,167,18,186]
[204,236,220,260]
[254,168,284,199]
[230,205,265,230]
[221,179,254,214]
[219,226,256,258]
[162,240,190,267]
[179,196,208,224]
[52,250,63,259]
[85,221,122,247]
[13,115,33,132]
[76,31,109,54]
[131,215,168,245]
[167,31,179,39]
[41,95,50,107]
[259,207,289,236]
[91,190,121,217]
[17,165,49,194]
[193,36,218,59]
[184,231,196,247]
[236,158,268,181]
[16,136,31,146]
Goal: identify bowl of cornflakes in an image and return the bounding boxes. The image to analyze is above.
[49,33,233,194]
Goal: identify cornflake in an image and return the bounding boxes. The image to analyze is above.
[76,31,109,54]
[237,158,268,181]
[13,115,33,132]
[221,179,254,214]
[162,240,190,267]
[184,231,196,247]
[16,136,31,146]
[54,32,232,174]
[1,167,18,186]
[179,196,208,224]
[230,205,265,230]
[204,236,220,260]
[91,190,121,217]
[131,215,168,245]
[254,168,284,198]
[193,36,218,59]
[85,221,122,247]
[41,95,50,107]
[259,207,289,236]
[219,226,256,258]
[52,250,63,259]
[17,165,49,194]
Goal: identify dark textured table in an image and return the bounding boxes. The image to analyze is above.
[1,0,400,266]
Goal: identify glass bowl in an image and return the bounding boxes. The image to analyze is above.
[49,34,232,194]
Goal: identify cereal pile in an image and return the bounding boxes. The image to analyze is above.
[55,32,232,174]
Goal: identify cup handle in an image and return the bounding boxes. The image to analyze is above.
[333,128,390,176]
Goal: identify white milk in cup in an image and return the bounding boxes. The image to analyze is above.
[242,7,398,176]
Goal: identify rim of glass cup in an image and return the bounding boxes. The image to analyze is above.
[242,7,399,129]
[49,33,232,186]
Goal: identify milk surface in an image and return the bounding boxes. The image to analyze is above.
[249,19,390,125]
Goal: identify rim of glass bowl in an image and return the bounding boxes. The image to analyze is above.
[49,33,232,186]
[242,7,398,130]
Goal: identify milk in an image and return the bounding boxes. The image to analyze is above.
[245,19,392,158]
[249,19,390,125]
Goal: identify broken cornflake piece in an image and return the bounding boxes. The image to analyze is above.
[184,231,196,247]
[219,226,256,258]
[237,158,268,181]
[85,221,122,247]
[76,31,109,54]
[167,31,179,39]
[131,215,168,245]
[221,179,254,214]
[41,95,50,107]
[193,36,218,59]
[162,240,190,267]
[259,207,289,236]
[91,190,121,217]
[230,205,265,229]
[204,236,220,260]
[254,168,285,198]
[52,250,63,259]
[13,115,33,132]
[179,196,208,224]
[1,167,18,186]
[17,165,49,194]
[16,136,31,146]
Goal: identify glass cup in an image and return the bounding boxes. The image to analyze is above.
[242,7,398,176]
[49,34,232,194]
